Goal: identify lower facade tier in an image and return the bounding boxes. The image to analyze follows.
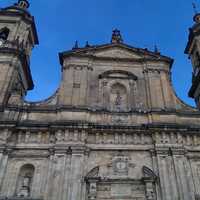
[0,126,200,200]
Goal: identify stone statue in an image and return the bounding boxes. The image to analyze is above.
[115,90,122,106]
[22,175,31,187]
[18,174,32,197]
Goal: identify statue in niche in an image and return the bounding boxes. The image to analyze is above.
[18,173,32,197]
[115,90,122,107]
[110,83,127,111]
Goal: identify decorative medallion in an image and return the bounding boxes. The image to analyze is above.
[113,157,129,175]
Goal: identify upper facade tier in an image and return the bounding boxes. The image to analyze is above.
[1,2,200,128]
[34,38,192,114]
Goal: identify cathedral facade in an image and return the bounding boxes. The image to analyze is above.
[0,1,200,200]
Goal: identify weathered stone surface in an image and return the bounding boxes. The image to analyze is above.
[0,1,200,200]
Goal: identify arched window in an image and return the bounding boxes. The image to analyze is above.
[110,83,128,111]
[16,164,35,197]
[0,27,9,41]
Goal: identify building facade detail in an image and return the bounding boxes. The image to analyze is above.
[0,1,200,200]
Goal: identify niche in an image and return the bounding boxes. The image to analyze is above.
[16,164,35,197]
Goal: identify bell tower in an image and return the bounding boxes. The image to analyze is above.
[0,0,38,106]
[185,8,200,108]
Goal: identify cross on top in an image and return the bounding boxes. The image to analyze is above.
[111,29,123,44]
[17,0,30,9]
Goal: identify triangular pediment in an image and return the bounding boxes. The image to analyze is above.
[93,46,142,59]
[80,43,162,60]
[59,43,173,65]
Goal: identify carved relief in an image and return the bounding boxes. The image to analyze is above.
[86,167,100,200]
[14,129,88,145]
[112,156,129,175]
[90,131,152,145]
[142,166,157,200]
[85,163,154,200]
[86,166,99,179]
[14,129,200,147]
[0,129,11,144]
[153,131,200,147]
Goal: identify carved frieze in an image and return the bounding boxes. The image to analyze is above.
[153,131,200,147]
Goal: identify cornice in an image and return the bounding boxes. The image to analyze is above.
[60,53,172,66]
[59,42,173,66]
[0,120,200,132]
[2,104,200,117]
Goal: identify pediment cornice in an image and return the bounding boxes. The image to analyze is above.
[59,43,173,67]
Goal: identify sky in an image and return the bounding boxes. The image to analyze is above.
[0,0,198,106]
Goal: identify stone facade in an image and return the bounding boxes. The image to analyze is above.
[0,1,200,200]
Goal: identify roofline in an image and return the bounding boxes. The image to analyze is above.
[59,43,173,67]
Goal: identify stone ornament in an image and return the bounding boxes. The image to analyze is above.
[113,157,129,175]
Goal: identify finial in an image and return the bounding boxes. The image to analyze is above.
[192,2,200,23]
[72,40,79,50]
[193,2,198,14]
[111,29,123,44]
[17,0,30,9]
[154,45,160,54]
[85,41,90,48]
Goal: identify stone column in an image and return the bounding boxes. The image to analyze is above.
[79,66,91,106]
[43,149,55,200]
[143,69,152,109]
[48,149,67,200]
[69,146,88,200]
[156,147,179,200]
[160,70,173,109]
[0,148,13,198]
[147,69,164,109]
[0,149,8,193]
[0,62,13,105]
[150,150,162,200]
[62,151,72,200]
[171,148,195,200]
[59,65,74,105]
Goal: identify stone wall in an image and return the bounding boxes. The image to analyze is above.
[0,127,199,200]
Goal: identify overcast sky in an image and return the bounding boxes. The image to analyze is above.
[0,0,198,106]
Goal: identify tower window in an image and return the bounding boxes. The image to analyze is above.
[0,27,9,41]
